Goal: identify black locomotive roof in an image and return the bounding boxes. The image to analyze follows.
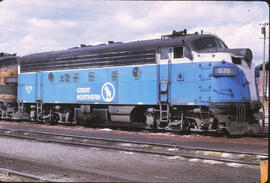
[21,33,214,62]
[0,55,18,68]
[19,33,217,72]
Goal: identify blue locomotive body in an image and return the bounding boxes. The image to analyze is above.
[18,65,157,104]
[17,30,263,134]
[18,62,253,105]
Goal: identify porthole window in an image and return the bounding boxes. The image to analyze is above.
[64,73,70,82]
[60,75,64,82]
[48,72,54,82]
[73,73,79,82]
[177,73,184,81]
[132,67,141,79]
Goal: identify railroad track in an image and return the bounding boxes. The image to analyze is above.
[0,167,56,182]
[0,127,267,167]
[87,122,269,138]
[1,120,268,138]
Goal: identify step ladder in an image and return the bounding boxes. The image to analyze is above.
[18,101,24,114]
[159,79,170,123]
[159,102,170,123]
[36,101,43,121]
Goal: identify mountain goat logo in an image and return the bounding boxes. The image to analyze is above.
[101,82,115,102]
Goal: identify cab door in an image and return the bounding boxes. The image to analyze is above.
[158,47,172,104]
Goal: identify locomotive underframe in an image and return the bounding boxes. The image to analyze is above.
[9,100,263,135]
[209,101,262,135]
[0,99,17,120]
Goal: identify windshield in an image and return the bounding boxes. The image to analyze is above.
[192,37,228,51]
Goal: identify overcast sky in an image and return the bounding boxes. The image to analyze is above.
[0,0,269,65]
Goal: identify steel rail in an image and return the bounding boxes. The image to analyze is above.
[0,167,56,182]
[0,131,262,166]
[0,127,267,156]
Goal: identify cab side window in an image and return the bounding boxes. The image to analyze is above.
[160,48,170,60]
[173,47,183,59]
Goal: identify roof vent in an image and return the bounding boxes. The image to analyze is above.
[161,29,187,39]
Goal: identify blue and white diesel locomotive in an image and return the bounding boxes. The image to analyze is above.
[17,30,263,135]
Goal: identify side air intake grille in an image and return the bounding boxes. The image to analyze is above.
[112,70,118,81]
[88,72,95,82]
[20,49,156,73]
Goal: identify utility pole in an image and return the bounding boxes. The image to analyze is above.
[260,22,269,103]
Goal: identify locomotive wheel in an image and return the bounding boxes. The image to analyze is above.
[49,113,59,125]
[179,119,192,132]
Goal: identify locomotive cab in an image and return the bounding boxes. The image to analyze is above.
[185,35,263,134]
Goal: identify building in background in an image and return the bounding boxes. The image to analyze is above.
[256,61,269,101]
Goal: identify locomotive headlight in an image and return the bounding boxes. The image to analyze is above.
[213,67,236,76]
